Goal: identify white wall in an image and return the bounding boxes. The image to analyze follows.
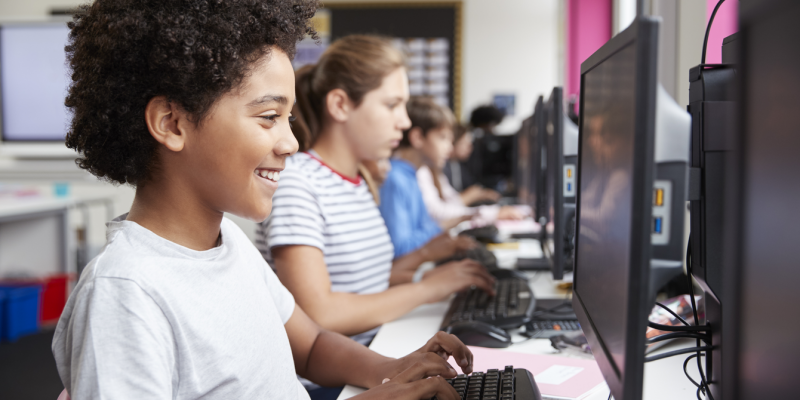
[0,0,563,246]
[1,1,563,135]
[460,0,560,134]
[0,0,83,19]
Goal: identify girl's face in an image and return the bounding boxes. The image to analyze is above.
[180,49,298,222]
[452,132,474,161]
[420,126,454,169]
[343,67,412,161]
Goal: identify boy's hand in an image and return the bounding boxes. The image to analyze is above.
[419,233,461,262]
[359,332,473,399]
[355,353,460,399]
[453,235,478,252]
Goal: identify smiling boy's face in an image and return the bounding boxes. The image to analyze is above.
[176,48,298,222]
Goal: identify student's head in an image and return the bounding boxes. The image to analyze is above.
[400,97,456,169]
[64,0,317,222]
[452,124,474,162]
[469,105,505,132]
[293,35,411,160]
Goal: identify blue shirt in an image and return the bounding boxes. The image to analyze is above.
[379,159,442,257]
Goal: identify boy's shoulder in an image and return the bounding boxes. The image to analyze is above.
[83,217,251,284]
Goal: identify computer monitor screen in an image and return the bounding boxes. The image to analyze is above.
[530,96,545,222]
[0,23,71,142]
[723,1,800,398]
[577,41,637,376]
[543,87,577,280]
[515,116,533,204]
[572,16,659,400]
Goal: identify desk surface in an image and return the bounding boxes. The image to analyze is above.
[337,241,698,399]
[0,194,112,220]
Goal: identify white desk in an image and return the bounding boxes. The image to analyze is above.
[0,195,114,278]
[337,241,699,399]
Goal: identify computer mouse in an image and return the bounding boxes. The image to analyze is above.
[445,321,512,348]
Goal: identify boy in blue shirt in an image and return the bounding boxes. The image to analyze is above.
[380,97,469,257]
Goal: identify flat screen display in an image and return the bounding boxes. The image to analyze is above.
[1,24,71,141]
[575,42,637,378]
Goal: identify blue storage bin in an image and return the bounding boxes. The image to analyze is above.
[0,285,42,342]
[0,291,4,341]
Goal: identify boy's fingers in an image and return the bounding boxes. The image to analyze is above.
[422,331,474,374]
[392,352,457,384]
[409,376,460,400]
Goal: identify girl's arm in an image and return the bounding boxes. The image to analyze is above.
[272,245,494,336]
[286,305,472,399]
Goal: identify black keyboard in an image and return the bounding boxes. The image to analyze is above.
[437,245,499,270]
[434,366,543,400]
[460,225,500,243]
[441,269,535,330]
[523,299,581,338]
[526,319,581,338]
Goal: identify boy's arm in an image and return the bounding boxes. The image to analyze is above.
[285,305,473,397]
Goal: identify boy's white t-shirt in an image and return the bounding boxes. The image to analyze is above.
[52,215,310,400]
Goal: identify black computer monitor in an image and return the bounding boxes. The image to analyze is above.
[572,16,689,399]
[542,87,578,280]
[529,96,546,223]
[721,1,800,398]
[514,115,534,205]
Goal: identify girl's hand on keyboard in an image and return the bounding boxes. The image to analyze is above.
[421,259,496,302]
[354,352,461,400]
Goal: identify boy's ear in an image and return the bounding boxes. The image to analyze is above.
[144,96,187,152]
[408,127,426,149]
[325,88,352,123]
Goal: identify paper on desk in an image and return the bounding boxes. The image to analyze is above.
[453,346,606,400]
[495,219,540,234]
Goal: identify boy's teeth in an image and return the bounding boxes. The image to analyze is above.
[256,169,280,181]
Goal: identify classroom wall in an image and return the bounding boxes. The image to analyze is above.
[704,0,738,64]
[320,0,562,134]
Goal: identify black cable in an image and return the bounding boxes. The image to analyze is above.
[648,321,707,332]
[683,353,703,389]
[701,0,727,65]
[686,235,715,400]
[644,346,714,363]
[647,332,708,345]
[654,301,690,326]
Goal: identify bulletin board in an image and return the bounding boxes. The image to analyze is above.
[324,2,463,119]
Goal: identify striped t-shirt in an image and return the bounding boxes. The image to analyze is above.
[256,151,394,345]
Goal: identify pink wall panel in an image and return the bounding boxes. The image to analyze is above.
[705,0,739,64]
[567,0,612,101]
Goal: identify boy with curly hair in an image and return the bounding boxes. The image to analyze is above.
[52,1,472,399]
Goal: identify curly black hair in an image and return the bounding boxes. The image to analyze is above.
[65,0,318,185]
